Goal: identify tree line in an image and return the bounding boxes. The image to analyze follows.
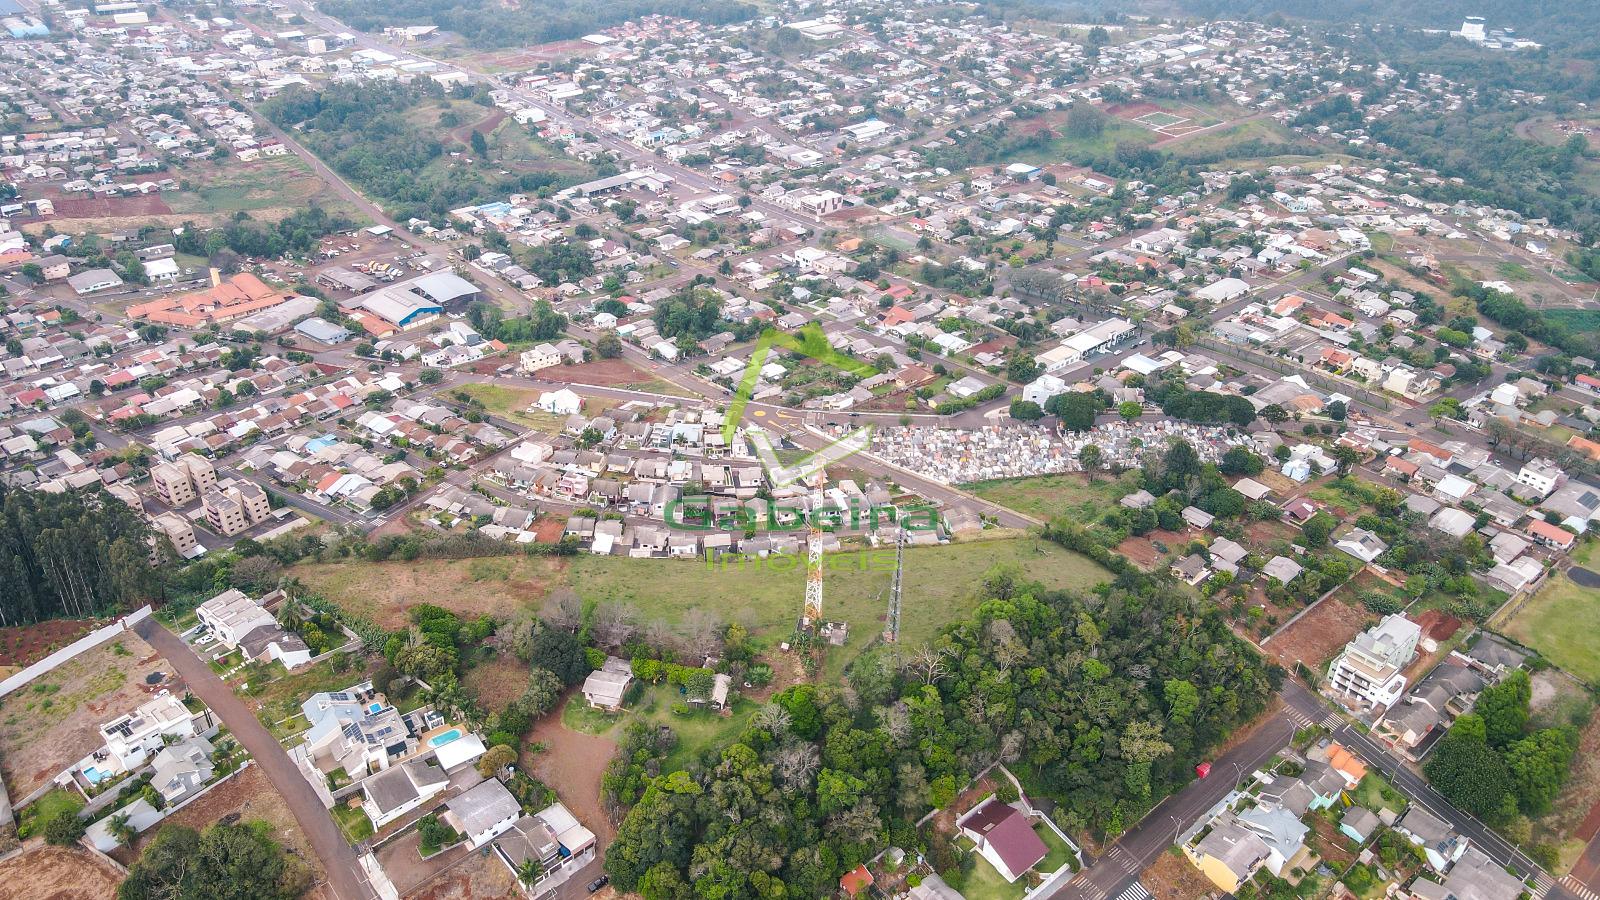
[0,484,162,626]
[318,0,756,49]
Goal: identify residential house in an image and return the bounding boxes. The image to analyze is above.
[957,798,1049,883]
[361,758,450,829]
[148,735,215,805]
[581,656,633,711]
[445,778,522,849]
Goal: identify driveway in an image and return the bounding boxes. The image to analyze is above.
[135,619,377,900]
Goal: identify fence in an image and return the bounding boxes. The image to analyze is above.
[0,606,152,700]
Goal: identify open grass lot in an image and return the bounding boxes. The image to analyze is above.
[573,536,1108,672]
[164,155,357,222]
[450,383,568,433]
[290,554,567,629]
[1352,771,1406,817]
[1501,571,1600,686]
[1545,308,1600,332]
[131,763,326,883]
[963,472,1132,524]
[0,634,166,798]
[292,537,1109,678]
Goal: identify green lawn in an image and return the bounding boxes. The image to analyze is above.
[236,656,372,739]
[952,826,1070,900]
[1351,772,1406,816]
[333,800,375,842]
[1502,571,1600,686]
[1545,309,1600,333]
[17,788,84,838]
[450,384,567,433]
[1496,262,1535,282]
[964,472,1133,524]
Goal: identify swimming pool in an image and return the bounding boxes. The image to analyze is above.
[428,728,462,748]
[368,703,383,714]
[83,766,108,784]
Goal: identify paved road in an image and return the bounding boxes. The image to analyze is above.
[1053,679,1580,900]
[1052,687,1317,900]
[134,619,378,900]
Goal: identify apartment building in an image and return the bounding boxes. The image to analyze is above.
[201,480,270,536]
[1327,614,1422,710]
[150,454,216,507]
[151,511,198,558]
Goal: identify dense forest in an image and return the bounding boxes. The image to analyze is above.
[0,484,162,626]
[602,551,1278,897]
[262,82,573,222]
[318,0,757,48]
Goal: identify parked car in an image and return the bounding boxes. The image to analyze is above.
[587,876,610,893]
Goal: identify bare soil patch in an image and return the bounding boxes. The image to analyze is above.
[42,194,173,220]
[463,653,530,713]
[1308,813,1359,869]
[452,108,506,148]
[0,844,125,900]
[1106,101,1162,119]
[0,619,107,667]
[1410,609,1462,643]
[1115,528,1191,571]
[534,359,664,388]
[410,847,520,900]
[523,692,618,842]
[530,515,568,543]
[1264,594,1373,671]
[0,633,168,799]
[1142,845,1222,900]
[1241,518,1298,551]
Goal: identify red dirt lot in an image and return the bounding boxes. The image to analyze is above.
[523,692,619,844]
[49,194,173,218]
[1115,528,1193,571]
[1263,594,1373,671]
[530,515,568,543]
[0,845,125,900]
[0,618,106,667]
[1410,609,1462,643]
[1106,101,1162,119]
[535,359,661,387]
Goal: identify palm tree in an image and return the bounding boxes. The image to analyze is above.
[109,812,136,846]
[276,600,304,632]
[516,857,544,887]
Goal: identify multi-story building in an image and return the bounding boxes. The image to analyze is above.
[151,462,196,507]
[1327,614,1422,710]
[201,480,270,536]
[151,511,198,558]
[150,454,217,507]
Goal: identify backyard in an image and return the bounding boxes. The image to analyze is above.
[561,681,758,773]
[948,821,1076,900]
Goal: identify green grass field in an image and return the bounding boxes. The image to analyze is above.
[570,537,1108,671]
[450,383,567,432]
[165,156,350,219]
[1502,571,1600,686]
[964,472,1133,524]
[1545,308,1600,332]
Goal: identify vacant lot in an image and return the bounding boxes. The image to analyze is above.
[0,845,125,900]
[290,554,567,629]
[573,536,1108,669]
[165,156,356,223]
[536,359,699,397]
[125,763,324,880]
[0,634,167,798]
[294,537,1109,678]
[0,618,106,667]
[526,692,618,844]
[448,383,567,433]
[964,472,1132,524]
[1502,570,1600,686]
[1263,592,1373,671]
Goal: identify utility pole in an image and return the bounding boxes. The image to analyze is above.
[883,527,905,643]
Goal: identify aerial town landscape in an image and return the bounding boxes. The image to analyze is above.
[4,0,1600,898]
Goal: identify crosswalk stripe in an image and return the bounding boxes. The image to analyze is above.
[1112,883,1153,900]
[1560,876,1600,900]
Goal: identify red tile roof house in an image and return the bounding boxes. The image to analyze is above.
[957,798,1049,883]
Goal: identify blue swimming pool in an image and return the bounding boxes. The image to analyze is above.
[428,728,462,748]
[368,703,382,714]
[83,766,108,784]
